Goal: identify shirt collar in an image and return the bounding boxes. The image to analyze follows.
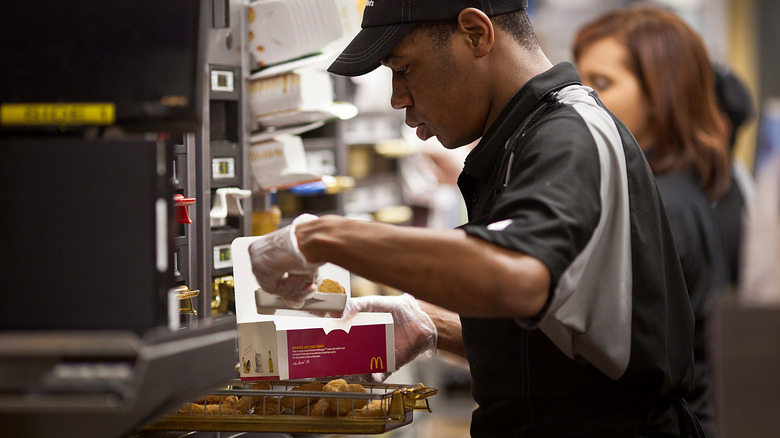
[462,63,581,183]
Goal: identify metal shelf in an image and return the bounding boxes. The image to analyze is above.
[145,380,437,435]
[0,318,238,438]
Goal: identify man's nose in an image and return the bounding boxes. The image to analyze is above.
[390,76,412,110]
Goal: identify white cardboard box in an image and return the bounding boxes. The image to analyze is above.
[236,312,394,380]
[231,236,395,381]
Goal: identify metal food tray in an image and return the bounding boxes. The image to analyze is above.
[145,379,438,434]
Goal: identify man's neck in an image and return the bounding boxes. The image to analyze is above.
[484,47,554,134]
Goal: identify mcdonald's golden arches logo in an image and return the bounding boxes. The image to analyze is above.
[369,356,384,371]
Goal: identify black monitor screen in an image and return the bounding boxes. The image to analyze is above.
[0,1,203,132]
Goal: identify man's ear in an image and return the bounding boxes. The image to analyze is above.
[457,8,494,56]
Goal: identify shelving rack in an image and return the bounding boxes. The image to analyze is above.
[175,0,252,324]
[0,0,415,435]
[0,2,241,437]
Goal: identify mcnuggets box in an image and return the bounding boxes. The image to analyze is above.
[236,313,394,380]
[231,236,395,380]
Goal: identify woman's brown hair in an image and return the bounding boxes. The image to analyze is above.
[573,7,730,200]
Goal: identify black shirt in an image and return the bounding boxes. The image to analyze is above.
[457,63,695,436]
[655,169,729,438]
[714,167,749,285]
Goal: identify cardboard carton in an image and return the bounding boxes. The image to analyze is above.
[236,312,393,380]
[231,236,395,380]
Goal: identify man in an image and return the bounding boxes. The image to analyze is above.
[249,1,699,435]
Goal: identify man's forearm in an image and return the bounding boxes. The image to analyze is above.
[419,300,466,358]
[296,215,551,318]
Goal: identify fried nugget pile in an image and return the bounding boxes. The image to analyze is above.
[317,278,346,294]
[175,378,387,418]
[176,381,272,416]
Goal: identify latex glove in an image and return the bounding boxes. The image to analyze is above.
[248,213,323,307]
[342,294,437,372]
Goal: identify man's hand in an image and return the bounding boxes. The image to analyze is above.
[342,293,438,369]
[248,214,323,308]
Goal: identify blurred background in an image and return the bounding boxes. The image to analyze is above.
[1,0,778,437]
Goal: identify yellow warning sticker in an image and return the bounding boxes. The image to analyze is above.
[0,103,115,126]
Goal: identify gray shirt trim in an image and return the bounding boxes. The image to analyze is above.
[514,85,633,380]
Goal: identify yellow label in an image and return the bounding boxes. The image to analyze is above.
[0,103,115,126]
[370,356,384,371]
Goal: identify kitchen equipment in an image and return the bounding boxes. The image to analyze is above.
[249,133,321,190]
[0,137,173,333]
[0,318,238,438]
[146,379,437,434]
[176,285,201,315]
[0,0,204,133]
[210,187,253,227]
[211,275,235,315]
[174,194,196,224]
[247,0,347,68]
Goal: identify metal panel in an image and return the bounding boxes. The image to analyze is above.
[0,138,172,333]
[708,295,780,438]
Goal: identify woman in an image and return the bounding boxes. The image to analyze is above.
[573,7,731,437]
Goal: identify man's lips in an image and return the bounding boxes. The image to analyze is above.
[417,124,431,140]
[409,121,431,141]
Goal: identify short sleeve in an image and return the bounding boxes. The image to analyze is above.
[460,110,602,289]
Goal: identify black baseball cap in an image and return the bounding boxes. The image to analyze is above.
[328,0,529,77]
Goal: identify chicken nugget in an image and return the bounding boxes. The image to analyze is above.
[176,396,240,416]
[194,395,222,404]
[323,378,367,415]
[250,381,271,390]
[322,378,348,392]
[252,398,280,416]
[317,278,346,294]
[236,381,273,413]
[280,381,323,410]
[348,399,386,418]
[296,398,334,416]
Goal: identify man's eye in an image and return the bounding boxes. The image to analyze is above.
[396,65,408,75]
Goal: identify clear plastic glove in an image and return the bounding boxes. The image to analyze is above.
[248,213,323,308]
[342,293,437,375]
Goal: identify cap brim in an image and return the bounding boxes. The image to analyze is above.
[328,23,415,77]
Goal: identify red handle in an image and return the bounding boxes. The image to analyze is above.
[174,194,196,224]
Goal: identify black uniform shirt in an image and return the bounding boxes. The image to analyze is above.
[456,63,695,437]
[655,169,729,438]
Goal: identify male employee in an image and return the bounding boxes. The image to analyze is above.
[249,1,701,436]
